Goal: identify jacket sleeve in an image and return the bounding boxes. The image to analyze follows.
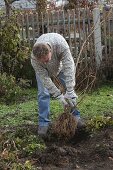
[31,55,61,98]
[61,48,76,92]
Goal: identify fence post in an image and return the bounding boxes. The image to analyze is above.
[93,8,102,68]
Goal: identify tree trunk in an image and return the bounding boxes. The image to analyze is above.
[4,0,17,17]
[4,0,12,17]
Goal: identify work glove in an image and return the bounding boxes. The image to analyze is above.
[64,90,78,108]
[57,94,68,107]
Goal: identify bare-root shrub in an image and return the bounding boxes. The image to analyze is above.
[51,112,77,140]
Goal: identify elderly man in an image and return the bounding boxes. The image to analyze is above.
[31,33,84,136]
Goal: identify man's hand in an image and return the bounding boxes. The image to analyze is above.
[57,94,68,107]
[64,90,78,107]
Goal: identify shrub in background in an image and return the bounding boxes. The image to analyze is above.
[0,13,35,84]
[0,73,22,103]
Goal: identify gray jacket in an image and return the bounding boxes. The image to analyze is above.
[31,33,76,97]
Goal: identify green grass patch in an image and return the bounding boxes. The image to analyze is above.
[78,85,113,117]
[0,85,113,127]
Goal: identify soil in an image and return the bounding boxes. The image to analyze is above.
[35,127,113,170]
[1,125,113,170]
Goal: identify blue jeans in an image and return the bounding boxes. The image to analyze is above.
[36,71,80,127]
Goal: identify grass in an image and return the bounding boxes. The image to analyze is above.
[0,84,113,127]
[78,84,113,117]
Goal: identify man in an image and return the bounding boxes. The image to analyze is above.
[31,33,84,136]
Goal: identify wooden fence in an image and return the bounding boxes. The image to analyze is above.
[1,7,113,63]
[102,8,113,57]
[18,8,95,59]
[1,7,113,86]
[18,7,113,60]
[1,7,113,69]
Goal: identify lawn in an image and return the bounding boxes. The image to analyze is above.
[0,84,113,127]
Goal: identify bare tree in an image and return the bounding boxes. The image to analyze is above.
[4,0,20,17]
[27,0,47,14]
[35,0,47,16]
[64,0,99,10]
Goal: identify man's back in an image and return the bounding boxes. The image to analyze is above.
[35,33,69,54]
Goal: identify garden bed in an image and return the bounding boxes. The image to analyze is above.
[1,124,113,170]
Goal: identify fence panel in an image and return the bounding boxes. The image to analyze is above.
[102,8,113,57]
[101,7,113,80]
[18,9,94,59]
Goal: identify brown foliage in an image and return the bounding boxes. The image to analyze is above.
[64,0,98,10]
[35,0,47,18]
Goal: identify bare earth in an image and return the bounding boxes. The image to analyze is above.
[1,125,113,170]
[37,127,113,170]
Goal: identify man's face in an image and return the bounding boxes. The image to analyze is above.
[39,51,52,64]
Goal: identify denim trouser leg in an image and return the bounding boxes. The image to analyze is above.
[36,74,51,127]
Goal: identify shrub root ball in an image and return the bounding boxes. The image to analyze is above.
[51,112,77,140]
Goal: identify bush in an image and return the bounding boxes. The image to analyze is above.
[0,13,33,81]
[0,73,22,103]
